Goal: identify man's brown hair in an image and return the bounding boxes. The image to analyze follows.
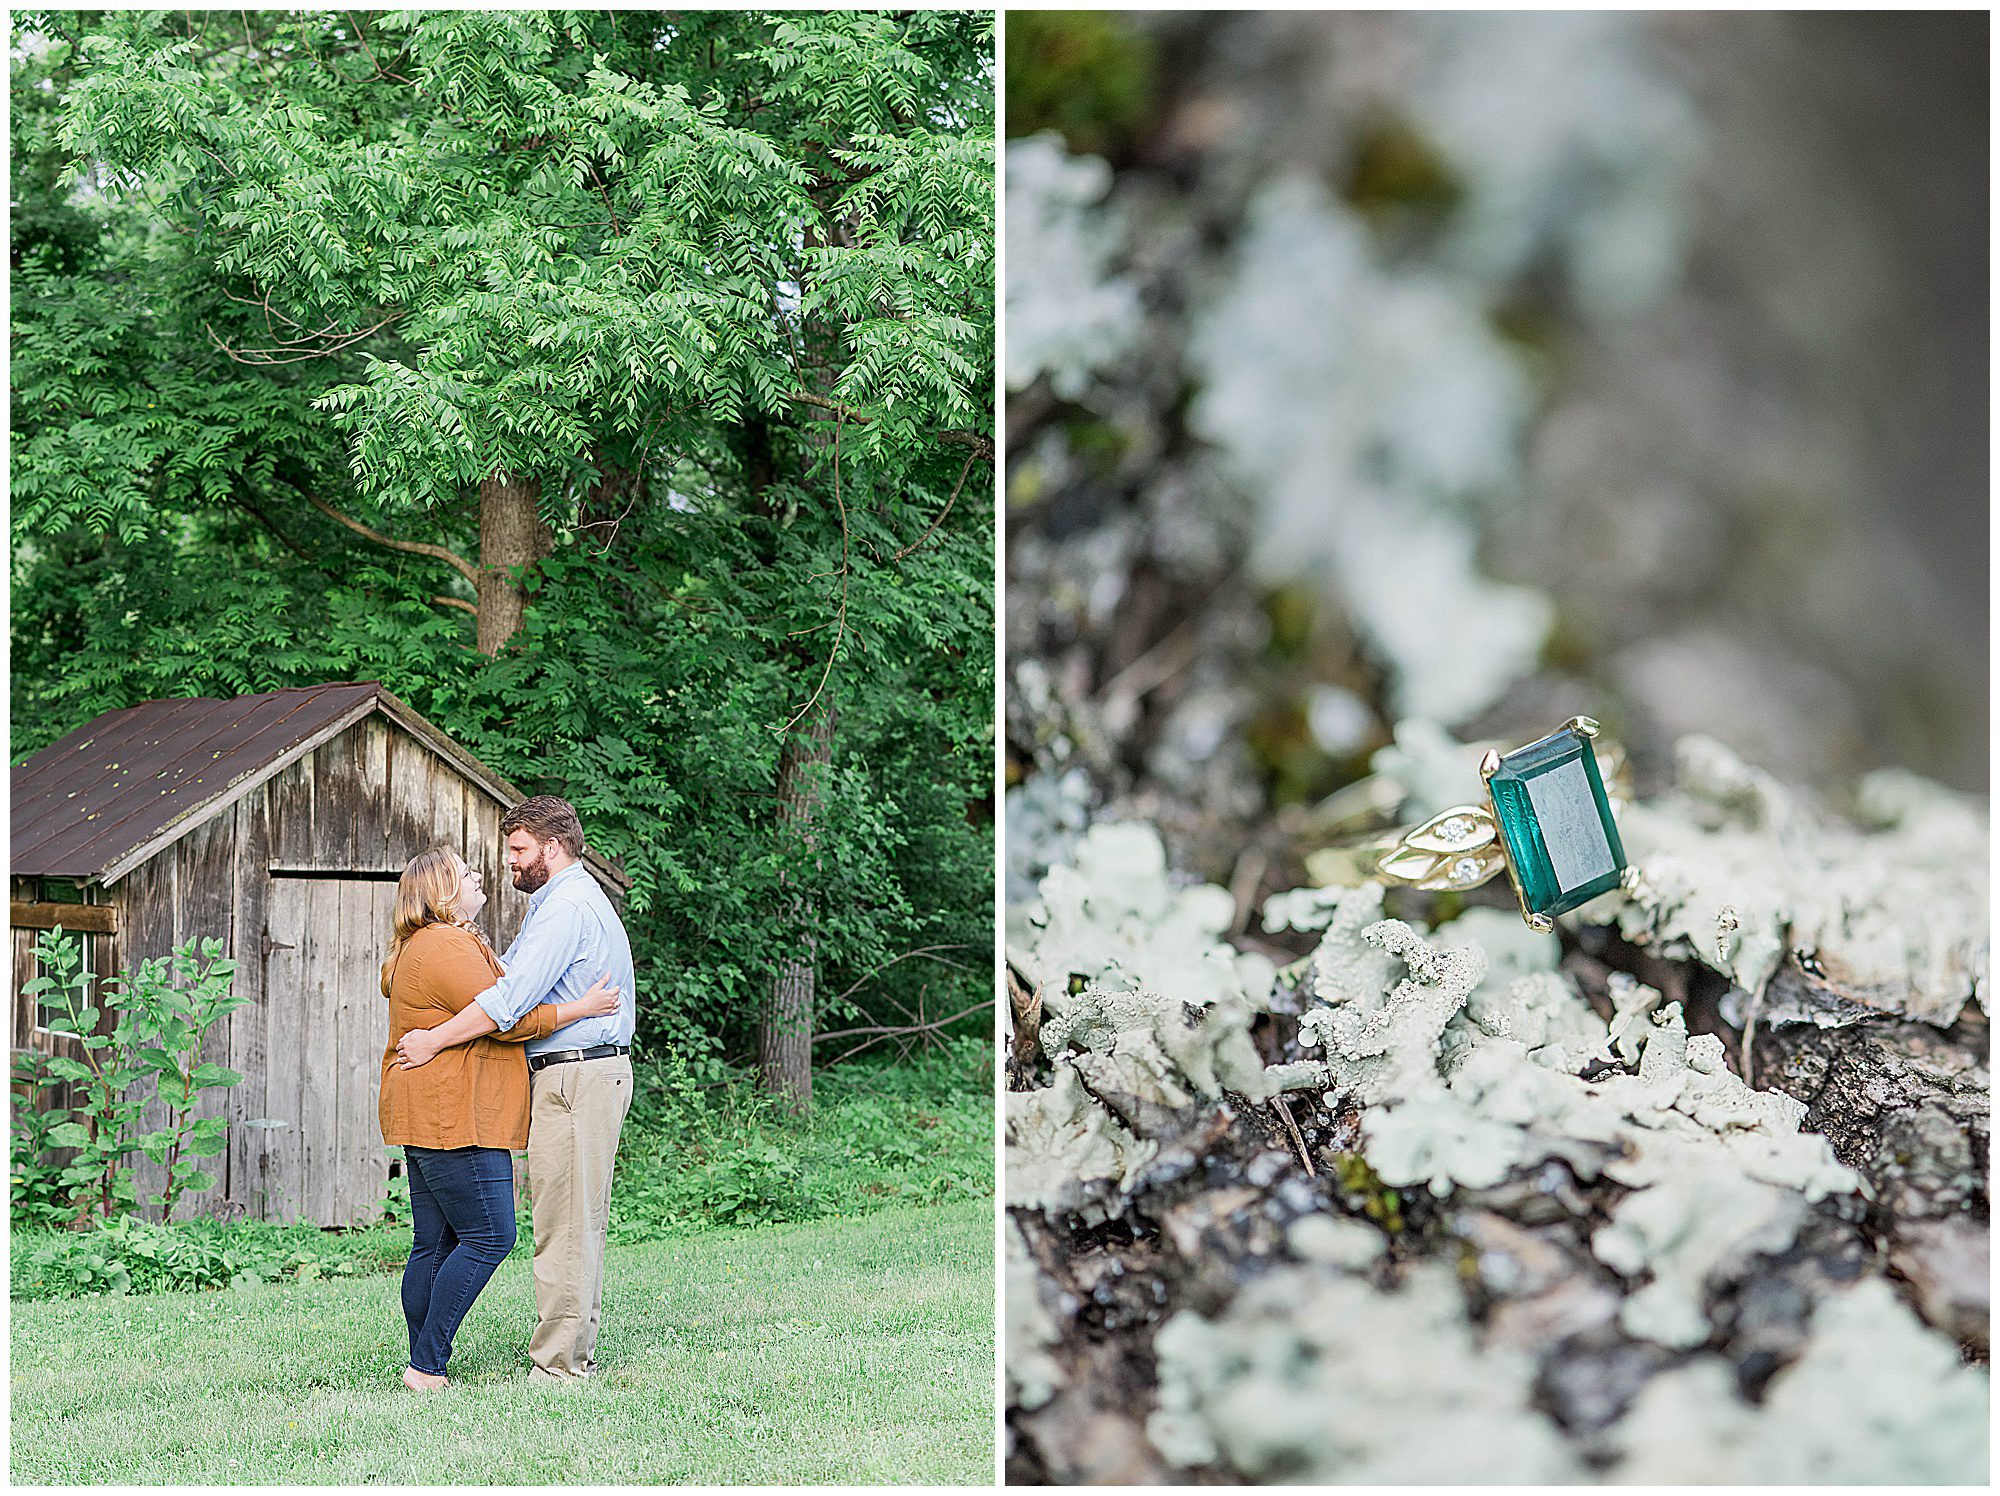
[501,795,585,858]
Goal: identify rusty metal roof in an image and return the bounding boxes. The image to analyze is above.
[13,683,383,882]
[11,683,629,892]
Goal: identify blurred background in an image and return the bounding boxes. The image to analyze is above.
[1004,10,1988,906]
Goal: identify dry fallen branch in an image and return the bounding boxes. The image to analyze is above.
[814,997,996,1068]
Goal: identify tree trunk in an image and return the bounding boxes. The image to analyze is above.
[759,704,836,1112]
[476,471,550,655]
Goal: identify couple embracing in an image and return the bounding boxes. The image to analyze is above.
[376,795,635,1390]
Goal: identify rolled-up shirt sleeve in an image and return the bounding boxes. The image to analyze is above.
[474,898,583,1032]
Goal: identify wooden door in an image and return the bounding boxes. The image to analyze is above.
[261,875,398,1225]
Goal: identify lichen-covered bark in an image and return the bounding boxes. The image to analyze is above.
[1003,14,1987,1481]
[1005,803,1988,1483]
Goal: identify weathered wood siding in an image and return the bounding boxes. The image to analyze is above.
[14,715,531,1227]
[10,876,120,1071]
[9,876,120,1153]
[241,718,525,1224]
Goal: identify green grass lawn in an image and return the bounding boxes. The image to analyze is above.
[11,1197,994,1485]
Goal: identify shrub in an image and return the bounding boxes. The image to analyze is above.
[13,929,246,1226]
[608,1038,993,1242]
[11,1215,409,1301]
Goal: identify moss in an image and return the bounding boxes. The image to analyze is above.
[1244,698,1332,809]
[1261,582,1318,660]
[1007,455,1048,511]
[1486,293,1565,389]
[1343,114,1463,234]
[1005,12,1158,158]
[1060,413,1131,480]
[1330,1150,1405,1235]
[1536,606,1596,673]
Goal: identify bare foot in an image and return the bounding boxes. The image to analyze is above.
[402,1366,449,1391]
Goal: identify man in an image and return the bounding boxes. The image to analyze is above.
[396,795,636,1383]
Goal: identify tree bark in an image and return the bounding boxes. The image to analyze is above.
[759,703,836,1112]
[476,471,551,655]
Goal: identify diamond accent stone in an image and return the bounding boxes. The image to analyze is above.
[1437,816,1471,844]
[1451,857,1481,884]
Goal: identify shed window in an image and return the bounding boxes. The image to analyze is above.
[26,947,106,1039]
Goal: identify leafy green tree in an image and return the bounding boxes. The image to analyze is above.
[12,10,995,1109]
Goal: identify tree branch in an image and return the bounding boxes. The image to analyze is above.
[203,311,403,365]
[894,450,977,561]
[297,489,481,588]
[786,390,994,462]
[935,429,996,462]
[813,996,994,1052]
[825,944,980,1008]
[431,595,478,616]
[227,493,318,565]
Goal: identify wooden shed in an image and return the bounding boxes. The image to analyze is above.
[11,682,628,1226]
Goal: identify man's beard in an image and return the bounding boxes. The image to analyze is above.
[512,851,551,893]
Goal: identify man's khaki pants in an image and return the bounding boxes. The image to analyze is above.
[525,1054,632,1378]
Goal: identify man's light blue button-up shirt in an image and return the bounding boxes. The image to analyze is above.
[475,861,636,1057]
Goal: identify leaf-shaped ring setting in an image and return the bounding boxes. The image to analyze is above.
[1376,806,1506,892]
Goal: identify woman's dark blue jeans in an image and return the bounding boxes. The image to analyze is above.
[401,1145,518,1376]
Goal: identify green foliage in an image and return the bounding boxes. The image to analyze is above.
[609,1040,994,1241]
[19,929,143,1224]
[10,1053,77,1229]
[120,939,251,1219]
[12,10,996,1080]
[11,1214,406,1301]
[10,1046,989,1300]
[14,929,246,1226]
[1005,11,1157,155]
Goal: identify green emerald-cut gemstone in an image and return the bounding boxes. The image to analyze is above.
[1487,726,1626,918]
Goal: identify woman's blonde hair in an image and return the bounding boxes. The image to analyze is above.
[379,846,485,996]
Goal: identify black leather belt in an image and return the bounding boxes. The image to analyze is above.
[528,1043,631,1073]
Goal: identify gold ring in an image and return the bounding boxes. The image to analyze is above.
[1310,717,1632,932]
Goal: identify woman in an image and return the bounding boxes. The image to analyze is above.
[378,846,620,1391]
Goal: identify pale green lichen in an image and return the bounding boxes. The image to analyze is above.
[1009,824,1317,1225]
[1005,1062,1156,1220]
[1284,1212,1385,1269]
[1408,12,1699,319]
[1291,886,1859,1346]
[1011,804,1985,1480]
[1005,134,1143,399]
[1020,822,1275,1012]
[1147,1263,1583,1481]
[1592,1166,1807,1348]
[1610,1278,1990,1482]
[1005,1217,1064,1411]
[1187,174,1551,725]
[1364,716,1492,820]
[1040,985,1304,1110]
[1618,735,1988,1027]
[1296,884,1477,1106]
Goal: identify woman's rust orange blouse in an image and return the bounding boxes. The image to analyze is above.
[378,922,559,1151]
